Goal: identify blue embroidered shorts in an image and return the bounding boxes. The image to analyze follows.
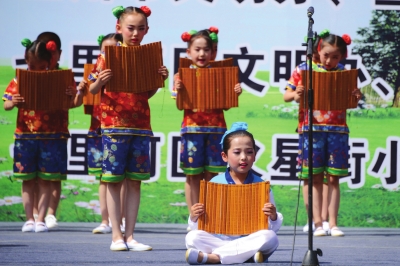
[180,133,227,175]
[101,135,150,182]
[87,136,103,180]
[13,139,68,181]
[298,131,349,178]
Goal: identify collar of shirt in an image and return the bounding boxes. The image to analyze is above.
[224,168,255,184]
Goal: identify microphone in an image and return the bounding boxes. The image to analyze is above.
[307,6,314,17]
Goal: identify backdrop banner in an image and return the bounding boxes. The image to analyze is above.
[0,0,399,227]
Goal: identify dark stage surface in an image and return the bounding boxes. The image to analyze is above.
[0,222,399,265]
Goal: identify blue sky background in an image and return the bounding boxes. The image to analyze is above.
[0,0,375,70]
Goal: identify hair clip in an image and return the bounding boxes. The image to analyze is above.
[319,29,330,39]
[112,6,125,19]
[140,6,151,17]
[46,41,57,52]
[342,34,351,45]
[220,122,248,148]
[21,38,32,48]
[97,35,105,46]
[209,26,219,34]
[181,30,197,42]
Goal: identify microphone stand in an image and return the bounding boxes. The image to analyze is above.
[301,9,322,266]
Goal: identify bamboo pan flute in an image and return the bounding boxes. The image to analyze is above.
[16,69,73,110]
[177,66,239,110]
[82,63,101,115]
[105,41,164,93]
[300,69,358,110]
[198,180,270,235]
[179,57,234,68]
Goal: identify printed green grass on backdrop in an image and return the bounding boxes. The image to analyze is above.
[0,65,399,227]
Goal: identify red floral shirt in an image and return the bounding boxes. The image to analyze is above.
[3,79,69,139]
[88,54,152,136]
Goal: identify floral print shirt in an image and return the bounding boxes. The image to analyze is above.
[88,51,152,137]
[3,78,69,139]
[286,62,348,134]
[177,64,227,134]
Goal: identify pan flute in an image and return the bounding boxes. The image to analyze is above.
[179,57,234,68]
[176,66,239,110]
[105,41,164,93]
[16,69,73,110]
[198,180,270,235]
[300,69,358,111]
[82,63,101,115]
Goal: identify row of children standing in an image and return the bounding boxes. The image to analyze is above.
[4,3,360,259]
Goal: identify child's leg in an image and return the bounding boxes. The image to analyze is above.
[302,179,309,211]
[120,179,127,226]
[33,181,39,218]
[99,181,109,225]
[47,181,61,216]
[107,181,124,241]
[327,174,340,228]
[36,177,51,223]
[185,173,204,212]
[22,179,36,222]
[124,180,141,243]
[186,230,226,264]
[322,182,329,222]
[203,171,218,182]
[312,173,324,229]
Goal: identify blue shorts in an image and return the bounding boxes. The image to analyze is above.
[87,136,103,180]
[13,139,68,181]
[102,135,150,182]
[180,133,227,175]
[297,132,349,178]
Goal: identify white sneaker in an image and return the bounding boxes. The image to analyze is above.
[253,251,267,263]
[303,222,315,232]
[322,221,330,233]
[92,224,111,234]
[126,240,152,251]
[45,215,58,229]
[21,221,35,232]
[110,240,128,251]
[35,222,48,233]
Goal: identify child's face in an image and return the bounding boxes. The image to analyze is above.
[318,43,343,70]
[117,13,148,46]
[186,37,212,67]
[221,136,256,177]
[101,39,118,53]
[26,55,48,71]
[49,49,61,70]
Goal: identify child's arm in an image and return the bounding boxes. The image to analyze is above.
[3,94,24,111]
[283,85,304,103]
[89,69,112,95]
[262,202,277,221]
[189,203,204,223]
[71,80,87,108]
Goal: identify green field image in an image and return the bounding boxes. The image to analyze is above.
[0,65,399,227]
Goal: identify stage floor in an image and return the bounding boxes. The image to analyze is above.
[0,222,399,265]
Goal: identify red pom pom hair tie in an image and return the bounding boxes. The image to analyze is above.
[342,34,351,45]
[181,32,191,42]
[209,26,219,34]
[46,41,57,52]
[140,6,151,17]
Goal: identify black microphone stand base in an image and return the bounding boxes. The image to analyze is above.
[302,248,323,266]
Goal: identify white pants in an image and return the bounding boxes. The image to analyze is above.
[185,230,279,264]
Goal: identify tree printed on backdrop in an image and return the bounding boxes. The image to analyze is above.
[353,10,400,107]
